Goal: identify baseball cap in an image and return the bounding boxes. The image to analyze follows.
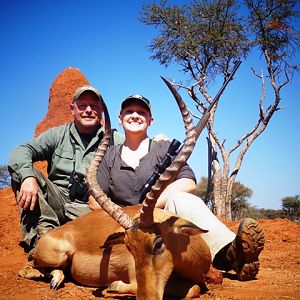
[121,94,152,114]
[72,85,102,102]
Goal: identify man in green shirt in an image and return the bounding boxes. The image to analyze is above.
[8,85,123,251]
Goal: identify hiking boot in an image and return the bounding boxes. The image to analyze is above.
[226,218,265,280]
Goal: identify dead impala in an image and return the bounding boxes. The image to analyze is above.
[19,78,212,299]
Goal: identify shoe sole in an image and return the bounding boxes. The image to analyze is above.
[236,218,265,281]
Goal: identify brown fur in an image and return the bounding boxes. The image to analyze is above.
[20,206,211,299]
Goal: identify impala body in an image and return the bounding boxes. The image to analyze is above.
[21,206,211,298]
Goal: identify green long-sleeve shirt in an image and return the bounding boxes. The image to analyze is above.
[8,123,124,188]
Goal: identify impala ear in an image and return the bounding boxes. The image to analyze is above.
[171,218,209,235]
[178,225,209,236]
[101,231,125,248]
[162,215,209,235]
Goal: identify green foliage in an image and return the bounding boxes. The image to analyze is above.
[194,179,299,222]
[230,181,252,220]
[0,165,10,189]
[141,0,299,82]
[245,0,300,78]
[193,176,214,210]
[245,206,266,220]
[140,0,249,82]
[194,177,253,220]
[194,179,299,221]
[193,176,210,198]
[281,195,300,220]
[250,208,285,220]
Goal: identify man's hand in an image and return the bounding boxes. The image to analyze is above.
[18,177,39,211]
[153,134,170,142]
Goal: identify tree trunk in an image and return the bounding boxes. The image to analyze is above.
[225,178,234,220]
[211,148,233,219]
[212,163,223,216]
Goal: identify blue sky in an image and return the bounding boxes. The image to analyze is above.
[1,1,299,209]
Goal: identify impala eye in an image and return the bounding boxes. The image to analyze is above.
[153,237,165,254]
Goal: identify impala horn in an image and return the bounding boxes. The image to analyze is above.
[138,77,196,227]
[86,98,133,229]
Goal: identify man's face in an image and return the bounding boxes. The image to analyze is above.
[70,91,103,134]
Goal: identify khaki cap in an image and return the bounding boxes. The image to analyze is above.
[73,85,102,102]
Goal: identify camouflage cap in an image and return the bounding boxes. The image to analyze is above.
[73,85,102,102]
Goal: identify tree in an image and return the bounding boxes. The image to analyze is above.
[193,176,214,210]
[255,208,285,219]
[230,180,253,220]
[140,0,300,219]
[281,195,300,220]
[194,176,252,220]
[0,165,10,189]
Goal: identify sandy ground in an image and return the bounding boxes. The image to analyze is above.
[0,187,299,300]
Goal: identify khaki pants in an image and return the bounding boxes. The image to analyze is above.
[10,168,91,250]
[164,192,235,260]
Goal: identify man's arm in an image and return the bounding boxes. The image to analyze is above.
[8,142,42,211]
[8,127,59,182]
[8,127,59,210]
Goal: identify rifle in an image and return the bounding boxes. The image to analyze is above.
[139,60,242,202]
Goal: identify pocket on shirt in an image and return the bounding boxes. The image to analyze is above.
[54,148,73,160]
[53,148,74,173]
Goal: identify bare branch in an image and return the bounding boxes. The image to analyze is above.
[229,119,261,154]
